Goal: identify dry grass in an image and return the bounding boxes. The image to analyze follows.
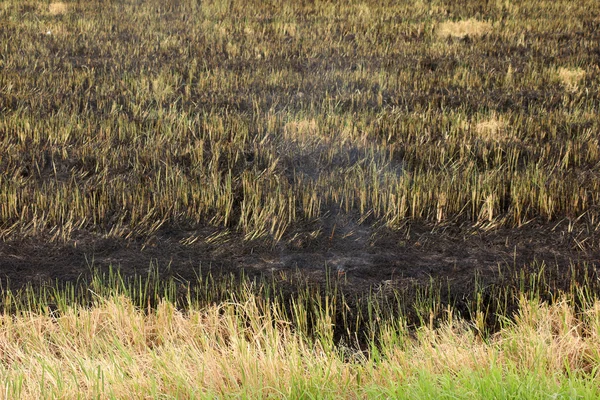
[395,296,600,388]
[473,115,515,143]
[436,19,492,39]
[48,2,68,15]
[2,291,600,398]
[556,67,587,92]
[283,119,320,145]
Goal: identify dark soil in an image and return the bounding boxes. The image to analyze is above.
[2,218,599,304]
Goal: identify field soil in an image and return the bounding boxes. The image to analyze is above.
[2,220,598,304]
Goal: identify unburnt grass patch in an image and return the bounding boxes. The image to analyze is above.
[473,114,516,143]
[48,2,68,15]
[436,18,493,39]
[555,67,587,92]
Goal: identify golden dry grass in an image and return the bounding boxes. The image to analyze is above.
[48,2,68,15]
[473,115,516,143]
[283,119,320,146]
[1,293,600,398]
[557,67,587,92]
[436,19,492,39]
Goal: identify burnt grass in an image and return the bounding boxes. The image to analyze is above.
[2,0,600,340]
[2,218,600,341]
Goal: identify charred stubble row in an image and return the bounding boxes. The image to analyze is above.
[0,0,599,244]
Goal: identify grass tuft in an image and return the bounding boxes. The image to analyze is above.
[48,2,68,15]
[474,114,514,143]
[556,67,587,92]
[436,19,492,39]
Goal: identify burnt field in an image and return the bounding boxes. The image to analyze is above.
[1,0,600,326]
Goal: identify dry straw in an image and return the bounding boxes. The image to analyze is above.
[473,115,515,143]
[48,2,68,15]
[556,67,586,92]
[283,119,320,145]
[437,19,492,39]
